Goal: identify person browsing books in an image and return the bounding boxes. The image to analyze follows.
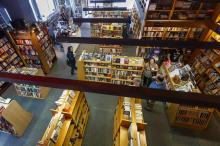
[143,58,158,86]
[67,46,77,75]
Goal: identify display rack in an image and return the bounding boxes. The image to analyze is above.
[78,51,144,86]
[91,23,123,38]
[78,51,112,83]
[146,0,218,20]
[0,98,33,137]
[162,64,214,129]
[8,67,50,99]
[99,45,123,55]
[10,24,57,74]
[38,90,89,146]
[92,11,130,18]
[0,33,25,94]
[113,97,147,146]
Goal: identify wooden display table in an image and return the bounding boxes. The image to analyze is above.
[0,99,33,137]
[163,64,214,130]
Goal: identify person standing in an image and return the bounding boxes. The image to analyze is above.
[145,75,167,111]
[67,46,77,75]
[143,58,159,86]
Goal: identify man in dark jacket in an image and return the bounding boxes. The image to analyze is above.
[67,46,77,75]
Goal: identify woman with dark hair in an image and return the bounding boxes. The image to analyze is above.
[67,46,77,75]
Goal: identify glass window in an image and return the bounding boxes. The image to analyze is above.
[36,0,55,20]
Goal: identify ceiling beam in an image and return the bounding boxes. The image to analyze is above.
[56,37,220,49]
[0,72,219,109]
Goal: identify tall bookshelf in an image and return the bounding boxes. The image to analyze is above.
[0,31,25,95]
[162,64,214,129]
[77,51,144,86]
[10,24,57,74]
[190,29,220,121]
[146,0,218,20]
[0,98,33,136]
[92,11,130,18]
[38,90,89,146]
[135,1,220,56]
[91,23,123,38]
[131,6,142,39]
[91,10,127,38]
[113,97,147,146]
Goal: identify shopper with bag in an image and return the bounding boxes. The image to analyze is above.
[67,46,77,75]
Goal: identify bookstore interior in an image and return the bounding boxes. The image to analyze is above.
[0,0,220,146]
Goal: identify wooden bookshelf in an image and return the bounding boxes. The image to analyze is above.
[78,51,144,86]
[91,23,123,38]
[8,67,50,99]
[142,26,204,40]
[111,56,144,86]
[38,90,89,146]
[0,99,33,137]
[162,64,214,129]
[0,32,25,94]
[113,97,147,146]
[146,0,218,20]
[10,24,57,74]
[92,11,130,18]
[131,6,142,39]
[190,27,220,121]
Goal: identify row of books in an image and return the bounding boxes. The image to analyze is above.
[0,37,24,75]
[99,45,123,55]
[112,57,144,67]
[123,97,132,120]
[142,27,203,40]
[131,6,141,39]
[149,1,215,11]
[92,11,129,18]
[82,52,112,62]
